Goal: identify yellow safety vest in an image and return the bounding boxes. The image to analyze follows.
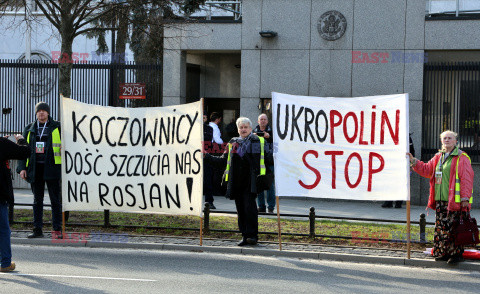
[225,136,266,182]
[26,127,62,167]
[454,152,473,204]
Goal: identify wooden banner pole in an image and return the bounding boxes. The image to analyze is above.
[62,211,66,239]
[276,196,282,251]
[407,200,411,259]
[200,217,203,246]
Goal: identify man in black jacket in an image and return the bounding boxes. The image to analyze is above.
[17,102,62,238]
[0,133,30,272]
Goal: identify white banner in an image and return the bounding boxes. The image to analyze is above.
[61,98,203,216]
[273,92,409,201]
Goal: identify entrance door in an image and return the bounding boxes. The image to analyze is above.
[204,98,240,142]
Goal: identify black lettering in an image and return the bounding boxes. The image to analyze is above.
[117,155,128,177]
[74,152,83,175]
[315,110,328,143]
[192,150,201,174]
[125,184,136,207]
[184,112,199,144]
[130,118,142,146]
[67,180,78,202]
[304,107,316,143]
[108,155,118,176]
[159,117,170,145]
[94,154,103,176]
[65,151,73,173]
[142,118,157,146]
[105,117,117,147]
[277,104,289,140]
[176,115,186,144]
[84,153,92,175]
[290,105,304,141]
[134,155,142,176]
[113,186,124,206]
[138,183,147,210]
[150,184,162,208]
[165,184,180,209]
[90,116,103,145]
[80,181,89,203]
[72,111,87,143]
[117,117,129,146]
[99,183,111,206]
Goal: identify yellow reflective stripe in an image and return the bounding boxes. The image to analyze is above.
[454,152,473,203]
[26,132,32,167]
[259,137,266,176]
[225,143,232,182]
[51,128,62,164]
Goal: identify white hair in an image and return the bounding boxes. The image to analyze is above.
[236,117,252,128]
[440,130,457,139]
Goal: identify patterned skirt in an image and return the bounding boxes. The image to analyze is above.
[433,201,465,257]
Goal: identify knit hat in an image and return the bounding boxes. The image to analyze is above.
[35,102,50,114]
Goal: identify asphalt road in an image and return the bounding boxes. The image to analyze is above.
[1,245,480,293]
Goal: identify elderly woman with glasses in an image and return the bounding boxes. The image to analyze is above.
[205,117,273,246]
[408,130,474,264]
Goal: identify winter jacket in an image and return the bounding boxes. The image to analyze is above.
[205,134,273,199]
[16,116,61,182]
[413,148,474,211]
[0,137,31,204]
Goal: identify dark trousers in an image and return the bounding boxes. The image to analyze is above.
[234,191,258,239]
[31,164,62,231]
[203,163,214,204]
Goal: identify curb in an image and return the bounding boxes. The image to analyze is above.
[11,237,480,271]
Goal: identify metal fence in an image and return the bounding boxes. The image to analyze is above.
[422,62,480,161]
[0,60,163,136]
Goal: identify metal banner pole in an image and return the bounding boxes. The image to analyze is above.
[407,200,411,259]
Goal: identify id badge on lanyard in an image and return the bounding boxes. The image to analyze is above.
[36,121,47,154]
[36,142,45,154]
[435,153,448,185]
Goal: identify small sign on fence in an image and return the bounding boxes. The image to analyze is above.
[119,83,146,99]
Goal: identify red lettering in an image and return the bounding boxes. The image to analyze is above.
[80,232,89,243]
[51,51,60,63]
[298,150,321,189]
[380,110,400,145]
[371,105,376,144]
[329,110,342,144]
[368,152,385,191]
[80,53,89,63]
[325,151,343,189]
[379,52,390,63]
[351,51,362,63]
[72,52,79,63]
[351,231,361,243]
[345,152,363,188]
[359,111,368,145]
[343,112,358,143]
[362,52,371,63]
[370,52,379,63]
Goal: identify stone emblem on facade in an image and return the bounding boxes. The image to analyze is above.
[318,11,347,41]
[16,51,56,98]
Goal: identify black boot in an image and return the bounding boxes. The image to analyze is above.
[27,228,44,238]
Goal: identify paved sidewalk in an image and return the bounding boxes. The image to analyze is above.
[12,188,480,271]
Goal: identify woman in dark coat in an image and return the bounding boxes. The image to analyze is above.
[205,117,273,246]
[0,134,31,272]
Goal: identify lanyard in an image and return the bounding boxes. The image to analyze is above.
[438,150,453,172]
[37,120,48,140]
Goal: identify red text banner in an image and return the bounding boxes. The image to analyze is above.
[272,92,409,201]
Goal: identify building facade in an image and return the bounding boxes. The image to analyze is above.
[163,0,480,206]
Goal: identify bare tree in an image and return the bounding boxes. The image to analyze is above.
[0,0,205,99]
